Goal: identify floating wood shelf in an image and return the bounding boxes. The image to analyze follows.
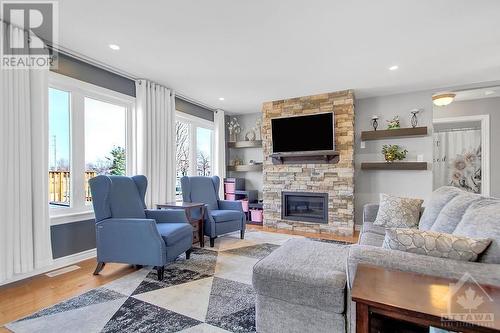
[361,162,428,170]
[227,164,263,172]
[228,140,262,148]
[361,127,428,141]
[270,150,340,165]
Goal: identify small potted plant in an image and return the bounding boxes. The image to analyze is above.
[382,144,408,162]
[386,116,401,130]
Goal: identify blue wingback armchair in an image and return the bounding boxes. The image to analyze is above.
[180,176,245,247]
[89,175,193,280]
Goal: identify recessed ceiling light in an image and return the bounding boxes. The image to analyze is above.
[389,65,399,71]
[219,97,225,101]
[484,90,495,96]
[109,44,120,50]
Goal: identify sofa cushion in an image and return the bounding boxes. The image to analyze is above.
[210,210,242,223]
[453,199,500,264]
[419,186,462,230]
[374,193,423,228]
[361,222,386,236]
[252,238,349,314]
[430,192,482,233]
[358,232,385,247]
[383,228,491,262]
[156,223,193,246]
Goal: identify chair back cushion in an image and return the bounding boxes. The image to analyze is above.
[181,176,220,211]
[89,175,146,221]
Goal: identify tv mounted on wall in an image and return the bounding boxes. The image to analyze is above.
[271,112,335,153]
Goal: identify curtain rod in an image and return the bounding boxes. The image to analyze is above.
[50,44,217,112]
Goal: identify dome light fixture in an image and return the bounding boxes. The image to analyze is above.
[432,92,456,106]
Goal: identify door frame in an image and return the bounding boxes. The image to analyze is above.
[433,115,490,196]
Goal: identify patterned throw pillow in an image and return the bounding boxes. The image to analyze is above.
[383,228,491,262]
[373,193,423,228]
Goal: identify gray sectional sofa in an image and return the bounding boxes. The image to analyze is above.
[253,186,500,333]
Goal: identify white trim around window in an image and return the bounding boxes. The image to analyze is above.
[48,72,136,224]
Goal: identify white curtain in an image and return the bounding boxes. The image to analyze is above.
[433,129,481,193]
[135,80,176,207]
[214,109,226,198]
[0,23,52,283]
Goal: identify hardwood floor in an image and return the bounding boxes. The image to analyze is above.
[0,227,359,328]
[0,260,135,327]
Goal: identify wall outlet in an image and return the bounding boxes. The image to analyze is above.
[417,154,424,162]
[360,141,366,149]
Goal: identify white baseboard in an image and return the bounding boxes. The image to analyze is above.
[0,248,97,287]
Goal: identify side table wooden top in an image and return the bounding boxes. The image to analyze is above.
[352,263,500,332]
[156,202,205,209]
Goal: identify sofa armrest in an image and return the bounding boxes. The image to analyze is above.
[347,245,500,289]
[145,209,189,223]
[95,218,166,265]
[218,200,243,212]
[363,203,379,223]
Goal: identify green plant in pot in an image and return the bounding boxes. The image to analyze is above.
[382,144,408,162]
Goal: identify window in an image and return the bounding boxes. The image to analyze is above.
[175,113,214,201]
[48,88,71,206]
[84,97,127,203]
[48,73,134,220]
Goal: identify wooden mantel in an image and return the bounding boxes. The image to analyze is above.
[270,150,340,165]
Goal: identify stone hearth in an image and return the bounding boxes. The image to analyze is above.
[262,90,355,236]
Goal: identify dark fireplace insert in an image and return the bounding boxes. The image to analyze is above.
[281,191,328,224]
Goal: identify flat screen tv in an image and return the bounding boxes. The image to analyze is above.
[271,113,334,153]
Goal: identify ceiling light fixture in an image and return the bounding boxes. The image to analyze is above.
[389,65,399,71]
[219,97,225,101]
[432,92,456,106]
[109,44,120,50]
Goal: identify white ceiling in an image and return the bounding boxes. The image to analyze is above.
[57,0,500,114]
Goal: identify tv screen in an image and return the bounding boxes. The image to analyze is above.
[271,113,334,153]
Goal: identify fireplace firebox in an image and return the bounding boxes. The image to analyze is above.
[281,192,328,224]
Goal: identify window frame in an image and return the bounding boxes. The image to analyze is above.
[49,72,136,225]
[175,111,215,178]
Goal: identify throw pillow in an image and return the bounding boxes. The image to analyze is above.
[383,228,491,262]
[373,193,423,228]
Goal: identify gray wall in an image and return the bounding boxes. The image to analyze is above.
[433,97,500,197]
[52,53,136,97]
[354,91,434,224]
[51,220,96,259]
[227,113,263,199]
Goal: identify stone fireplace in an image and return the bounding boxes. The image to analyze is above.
[262,90,355,236]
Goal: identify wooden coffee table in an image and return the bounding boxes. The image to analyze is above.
[352,264,500,333]
[156,202,205,247]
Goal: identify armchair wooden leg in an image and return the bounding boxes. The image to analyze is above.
[134,265,143,269]
[93,262,105,275]
[210,237,216,247]
[240,229,245,240]
[156,266,165,281]
[186,248,192,259]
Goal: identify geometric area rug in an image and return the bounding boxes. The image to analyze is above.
[6,230,349,333]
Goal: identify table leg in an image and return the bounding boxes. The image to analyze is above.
[199,206,205,247]
[356,303,370,333]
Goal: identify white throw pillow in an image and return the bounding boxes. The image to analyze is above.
[373,193,423,228]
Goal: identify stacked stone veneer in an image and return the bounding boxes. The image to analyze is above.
[262,90,355,236]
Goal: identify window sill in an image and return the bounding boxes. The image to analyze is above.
[50,211,95,226]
